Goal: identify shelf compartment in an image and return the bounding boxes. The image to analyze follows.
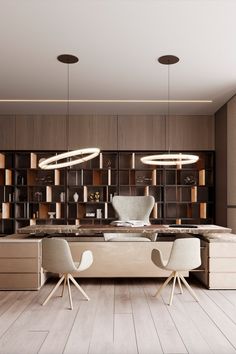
[92,169,116,186]
[68,170,83,186]
[102,153,117,169]
[15,153,30,168]
[27,170,54,186]
[0,186,14,203]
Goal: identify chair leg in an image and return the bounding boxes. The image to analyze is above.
[177,275,183,294]
[67,275,73,310]
[68,274,90,301]
[169,271,177,306]
[154,271,174,298]
[61,276,67,297]
[42,275,65,306]
[178,273,199,302]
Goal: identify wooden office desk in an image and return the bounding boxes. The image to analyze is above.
[17,224,231,235]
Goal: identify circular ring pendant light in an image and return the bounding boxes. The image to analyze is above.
[39,147,100,169]
[141,153,199,166]
[39,54,100,170]
[141,55,199,166]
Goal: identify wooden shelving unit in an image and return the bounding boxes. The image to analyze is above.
[0,150,214,235]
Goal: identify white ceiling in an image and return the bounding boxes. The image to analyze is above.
[0,0,236,116]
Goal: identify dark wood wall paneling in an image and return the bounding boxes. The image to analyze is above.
[15,116,67,150]
[118,115,166,150]
[168,115,215,150]
[215,105,227,226]
[0,116,16,150]
[68,115,117,150]
[0,114,215,151]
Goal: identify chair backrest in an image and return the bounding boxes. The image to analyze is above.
[42,238,78,274]
[167,238,201,271]
[77,250,93,271]
[112,195,155,224]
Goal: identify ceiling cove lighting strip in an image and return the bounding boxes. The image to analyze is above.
[0,99,212,103]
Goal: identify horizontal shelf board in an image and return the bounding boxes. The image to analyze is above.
[0,218,14,220]
[68,201,110,204]
[119,184,163,187]
[68,185,117,187]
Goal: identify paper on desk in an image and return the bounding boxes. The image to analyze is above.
[110,220,150,227]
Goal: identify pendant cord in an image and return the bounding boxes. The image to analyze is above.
[116,115,118,151]
[167,62,170,154]
[67,63,70,152]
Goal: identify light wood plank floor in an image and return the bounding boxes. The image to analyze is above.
[0,278,236,354]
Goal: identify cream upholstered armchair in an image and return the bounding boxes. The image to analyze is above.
[42,238,93,310]
[104,195,156,241]
[151,238,201,305]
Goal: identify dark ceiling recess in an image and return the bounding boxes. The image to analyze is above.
[57,54,79,64]
[158,55,179,65]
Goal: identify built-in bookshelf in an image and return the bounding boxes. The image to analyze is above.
[0,150,214,236]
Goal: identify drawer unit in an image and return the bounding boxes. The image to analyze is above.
[194,240,236,289]
[0,241,43,290]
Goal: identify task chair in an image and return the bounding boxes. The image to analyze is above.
[42,238,93,310]
[151,237,201,305]
[104,195,156,241]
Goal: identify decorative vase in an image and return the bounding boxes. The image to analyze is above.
[73,192,79,202]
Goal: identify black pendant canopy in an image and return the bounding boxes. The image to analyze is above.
[158,55,179,65]
[57,54,79,64]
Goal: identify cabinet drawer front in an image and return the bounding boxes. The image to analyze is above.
[0,258,40,273]
[209,273,236,289]
[0,243,39,258]
[69,241,187,277]
[209,258,236,272]
[0,273,40,290]
[209,243,236,257]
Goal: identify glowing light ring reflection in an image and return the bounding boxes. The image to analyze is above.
[141,153,199,166]
[38,148,100,169]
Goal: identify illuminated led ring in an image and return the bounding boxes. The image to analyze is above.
[39,148,100,169]
[141,153,199,166]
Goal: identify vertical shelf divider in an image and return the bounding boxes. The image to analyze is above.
[30,153,37,169]
[54,169,60,185]
[0,153,5,168]
[56,202,61,219]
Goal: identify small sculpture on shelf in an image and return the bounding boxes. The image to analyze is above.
[89,193,95,201]
[88,191,100,202]
[73,192,79,202]
[184,175,196,185]
[94,191,100,202]
[34,191,42,202]
[17,175,25,185]
[60,192,65,202]
[48,212,56,219]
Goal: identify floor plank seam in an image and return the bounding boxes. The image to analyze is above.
[61,302,82,354]
[0,291,36,340]
[160,293,190,354]
[202,288,236,325]
[143,284,165,354]
[128,282,140,354]
[218,290,236,306]
[36,330,50,353]
[191,287,236,351]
